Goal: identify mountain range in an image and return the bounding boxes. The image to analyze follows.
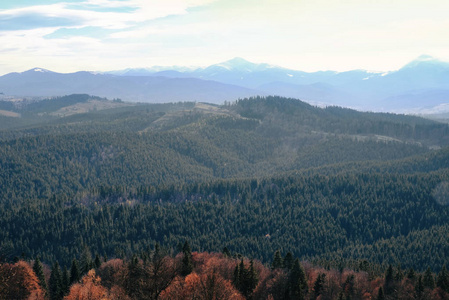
[1,55,449,113]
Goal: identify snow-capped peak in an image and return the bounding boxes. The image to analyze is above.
[208,57,276,73]
[24,67,53,74]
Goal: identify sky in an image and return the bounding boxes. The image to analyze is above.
[0,0,448,75]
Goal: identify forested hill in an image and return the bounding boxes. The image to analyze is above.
[0,95,447,203]
[1,95,449,273]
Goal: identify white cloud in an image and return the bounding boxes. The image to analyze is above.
[0,0,448,74]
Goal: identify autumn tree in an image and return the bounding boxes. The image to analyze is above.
[64,269,110,300]
[0,261,45,300]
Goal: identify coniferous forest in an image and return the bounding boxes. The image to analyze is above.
[1,95,449,299]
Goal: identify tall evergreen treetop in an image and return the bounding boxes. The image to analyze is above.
[437,265,449,293]
[181,241,193,276]
[33,256,47,292]
[423,267,435,289]
[70,258,81,284]
[272,250,283,269]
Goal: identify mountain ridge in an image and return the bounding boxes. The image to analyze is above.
[2,55,449,112]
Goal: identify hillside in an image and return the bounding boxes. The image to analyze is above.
[0,95,448,274]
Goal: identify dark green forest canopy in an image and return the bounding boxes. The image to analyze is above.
[0,95,449,272]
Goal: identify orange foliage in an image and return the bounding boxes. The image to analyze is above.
[96,258,125,289]
[0,261,45,300]
[252,268,288,300]
[64,269,117,300]
[160,271,244,300]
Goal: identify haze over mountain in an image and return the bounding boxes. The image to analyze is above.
[0,68,262,104]
[117,55,449,113]
[1,55,449,113]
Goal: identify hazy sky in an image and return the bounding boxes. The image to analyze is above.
[1,0,448,74]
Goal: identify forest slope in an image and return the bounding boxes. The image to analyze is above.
[0,95,449,272]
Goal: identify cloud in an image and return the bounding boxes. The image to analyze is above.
[0,0,448,74]
[0,0,216,33]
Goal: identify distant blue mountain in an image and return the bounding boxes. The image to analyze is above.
[0,68,263,103]
[147,56,449,112]
[1,55,449,112]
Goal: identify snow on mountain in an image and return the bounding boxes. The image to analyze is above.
[2,55,449,112]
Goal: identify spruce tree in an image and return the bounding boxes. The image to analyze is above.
[384,264,395,296]
[153,242,162,264]
[247,260,258,297]
[289,258,307,300]
[49,262,63,300]
[395,265,404,281]
[313,273,325,299]
[423,267,435,289]
[181,241,193,276]
[62,266,70,296]
[80,246,92,275]
[94,254,102,269]
[234,259,258,298]
[222,246,231,257]
[233,261,241,289]
[407,268,416,281]
[33,256,48,292]
[283,252,294,270]
[272,250,283,269]
[415,275,424,299]
[377,286,385,300]
[437,265,449,293]
[70,258,81,284]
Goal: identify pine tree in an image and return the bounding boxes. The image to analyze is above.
[272,250,283,269]
[313,273,326,299]
[342,274,355,299]
[289,258,307,300]
[283,252,294,270]
[94,254,102,269]
[70,258,81,284]
[423,267,435,289]
[222,246,231,257]
[49,262,63,300]
[384,264,395,296]
[33,256,47,292]
[153,242,162,264]
[80,246,92,275]
[415,275,424,299]
[62,265,70,296]
[233,261,241,288]
[246,260,258,297]
[394,265,404,281]
[377,286,385,300]
[437,265,449,293]
[181,241,193,276]
[234,259,258,298]
[407,268,416,281]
